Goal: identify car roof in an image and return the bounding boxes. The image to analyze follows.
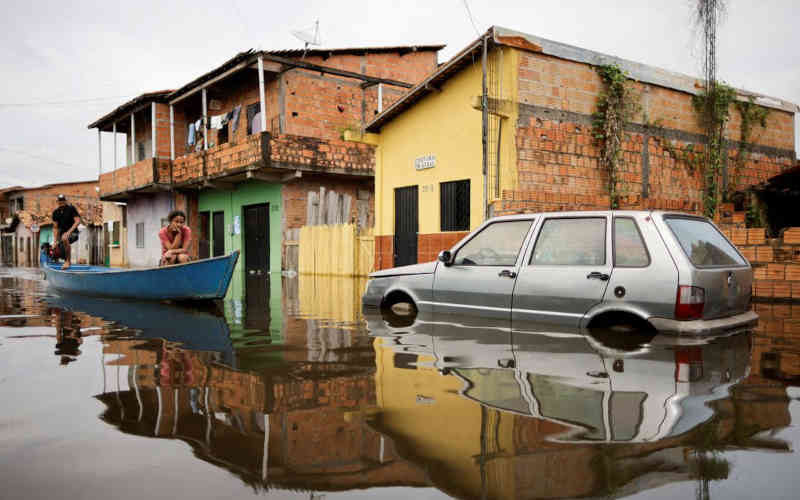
[487,210,705,223]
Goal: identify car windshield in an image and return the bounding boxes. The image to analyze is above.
[664,217,746,267]
[454,220,533,266]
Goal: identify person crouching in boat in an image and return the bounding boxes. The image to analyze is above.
[52,194,81,270]
[159,210,192,266]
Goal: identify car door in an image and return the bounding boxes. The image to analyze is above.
[512,214,612,327]
[432,219,535,319]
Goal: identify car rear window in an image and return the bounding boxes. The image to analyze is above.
[664,217,747,267]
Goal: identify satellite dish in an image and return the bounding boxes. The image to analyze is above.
[291,20,321,52]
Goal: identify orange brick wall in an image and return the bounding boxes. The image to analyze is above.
[374,231,469,270]
[496,51,796,217]
[281,176,373,231]
[99,158,156,196]
[9,182,102,227]
[722,227,800,301]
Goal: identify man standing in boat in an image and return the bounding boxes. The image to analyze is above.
[159,210,192,266]
[52,194,81,270]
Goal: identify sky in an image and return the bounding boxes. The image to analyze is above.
[0,0,797,188]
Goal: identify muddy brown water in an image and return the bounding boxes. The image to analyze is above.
[1,268,800,499]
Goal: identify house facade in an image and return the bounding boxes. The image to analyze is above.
[91,45,441,294]
[364,26,798,269]
[0,181,103,267]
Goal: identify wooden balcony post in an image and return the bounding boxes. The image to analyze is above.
[169,104,175,161]
[151,102,156,159]
[258,55,267,133]
[202,88,208,151]
[97,129,102,176]
[130,112,135,166]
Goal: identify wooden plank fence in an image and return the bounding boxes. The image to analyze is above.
[298,223,374,276]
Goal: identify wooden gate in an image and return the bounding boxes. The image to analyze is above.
[298,224,373,276]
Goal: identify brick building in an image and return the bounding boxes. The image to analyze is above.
[363,26,797,269]
[90,45,441,292]
[0,181,103,267]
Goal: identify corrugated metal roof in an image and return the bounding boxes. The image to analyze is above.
[88,90,174,130]
[367,26,799,132]
[265,44,444,58]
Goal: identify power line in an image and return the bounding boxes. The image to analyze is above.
[0,147,85,169]
[462,0,481,37]
[0,95,136,108]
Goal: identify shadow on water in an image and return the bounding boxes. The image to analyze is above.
[1,267,800,499]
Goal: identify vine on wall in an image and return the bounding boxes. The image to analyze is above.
[592,64,640,209]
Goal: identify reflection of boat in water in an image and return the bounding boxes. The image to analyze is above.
[44,293,235,366]
[367,310,751,443]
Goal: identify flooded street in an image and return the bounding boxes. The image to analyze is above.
[2,269,800,499]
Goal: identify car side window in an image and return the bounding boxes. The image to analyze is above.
[613,218,650,267]
[530,217,606,265]
[453,220,533,266]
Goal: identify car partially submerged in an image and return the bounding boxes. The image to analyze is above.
[362,211,758,335]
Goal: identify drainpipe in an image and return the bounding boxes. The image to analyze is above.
[481,35,489,221]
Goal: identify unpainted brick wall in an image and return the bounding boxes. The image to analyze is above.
[10,182,102,227]
[723,226,800,301]
[500,50,796,216]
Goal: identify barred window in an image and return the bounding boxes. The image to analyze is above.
[440,180,470,232]
[135,222,145,248]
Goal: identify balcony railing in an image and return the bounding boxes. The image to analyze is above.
[101,132,376,197]
[99,158,171,199]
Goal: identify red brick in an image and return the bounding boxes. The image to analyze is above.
[786,264,800,281]
[730,228,748,246]
[739,246,756,262]
[783,228,800,244]
[773,281,791,298]
[755,246,774,263]
[766,263,786,280]
[747,228,766,245]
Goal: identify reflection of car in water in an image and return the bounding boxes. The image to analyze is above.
[366,310,751,443]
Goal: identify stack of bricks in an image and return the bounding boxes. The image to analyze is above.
[721,225,800,301]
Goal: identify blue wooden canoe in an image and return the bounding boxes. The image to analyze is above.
[40,249,239,301]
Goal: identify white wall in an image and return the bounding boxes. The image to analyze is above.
[126,192,172,267]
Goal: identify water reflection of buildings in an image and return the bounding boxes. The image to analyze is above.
[10,269,796,499]
[367,311,794,499]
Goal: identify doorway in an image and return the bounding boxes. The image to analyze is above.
[394,186,418,267]
[243,203,269,278]
[199,211,210,259]
[212,211,224,257]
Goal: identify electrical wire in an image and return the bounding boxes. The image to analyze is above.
[0,147,85,169]
[462,0,481,37]
[0,95,136,108]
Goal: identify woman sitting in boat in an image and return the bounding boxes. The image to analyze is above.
[159,210,192,266]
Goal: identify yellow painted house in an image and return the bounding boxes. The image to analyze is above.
[358,26,797,270]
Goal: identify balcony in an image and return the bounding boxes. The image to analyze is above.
[99,158,171,200]
[171,132,375,187]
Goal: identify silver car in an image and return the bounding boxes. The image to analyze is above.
[362,211,758,334]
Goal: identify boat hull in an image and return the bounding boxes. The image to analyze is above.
[40,250,240,301]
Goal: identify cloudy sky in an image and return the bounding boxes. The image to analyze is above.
[0,0,797,188]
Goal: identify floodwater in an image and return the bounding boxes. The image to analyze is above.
[1,269,800,500]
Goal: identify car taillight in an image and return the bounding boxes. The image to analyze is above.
[675,285,704,320]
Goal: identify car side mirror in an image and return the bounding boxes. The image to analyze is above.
[438,250,453,266]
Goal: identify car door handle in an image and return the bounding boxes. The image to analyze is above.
[498,269,517,279]
[587,272,609,281]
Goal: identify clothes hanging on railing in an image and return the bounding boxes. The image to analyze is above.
[230,105,242,133]
[187,123,196,146]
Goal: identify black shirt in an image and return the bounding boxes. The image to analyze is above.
[52,204,81,234]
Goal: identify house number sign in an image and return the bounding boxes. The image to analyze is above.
[414,154,436,171]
